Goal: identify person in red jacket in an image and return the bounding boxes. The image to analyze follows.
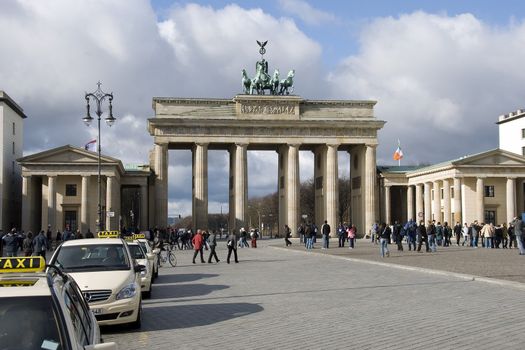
[192,229,206,264]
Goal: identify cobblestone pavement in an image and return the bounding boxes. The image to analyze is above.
[284,238,525,284]
[103,240,525,349]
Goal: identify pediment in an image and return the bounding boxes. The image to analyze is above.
[18,145,120,165]
[453,149,525,167]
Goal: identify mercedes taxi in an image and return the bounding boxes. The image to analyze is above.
[0,256,117,350]
[132,234,159,279]
[124,238,152,298]
[49,232,144,328]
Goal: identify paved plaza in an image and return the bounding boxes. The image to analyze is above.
[104,239,525,349]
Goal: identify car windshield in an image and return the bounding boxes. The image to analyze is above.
[53,244,130,271]
[128,244,146,260]
[0,296,63,350]
[138,241,148,253]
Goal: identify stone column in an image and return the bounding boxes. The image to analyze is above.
[453,177,462,224]
[81,175,89,233]
[192,143,209,230]
[415,183,423,223]
[154,143,168,228]
[21,175,32,233]
[325,144,338,235]
[231,143,248,231]
[424,182,431,224]
[517,179,524,216]
[364,145,377,233]
[506,177,516,224]
[106,176,114,230]
[384,185,391,225]
[432,181,440,222]
[443,179,451,225]
[48,175,57,231]
[140,184,148,230]
[277,146,287,236]
[287,144,300,237]
[407,185,414,222]
[476,177,485,222]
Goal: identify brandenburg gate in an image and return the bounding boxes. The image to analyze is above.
[147,94,384,236]
[147,42,385,236]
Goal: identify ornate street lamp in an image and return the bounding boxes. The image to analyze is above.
[83,82,116,234]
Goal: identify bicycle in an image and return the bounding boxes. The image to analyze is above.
[158,243,177,267]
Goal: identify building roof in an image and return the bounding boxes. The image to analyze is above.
[496,109,525,125]
[0,91,27,119]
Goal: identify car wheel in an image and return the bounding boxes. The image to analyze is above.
[130,302,142,329]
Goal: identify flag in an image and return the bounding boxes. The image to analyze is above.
[393,140,404,161]
[84,139,96,152]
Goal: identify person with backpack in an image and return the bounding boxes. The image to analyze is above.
[337,223,346,247]
[250,229,259,248]
[207,230,220,264]
[379,223,391,258]
[226,231,239,264]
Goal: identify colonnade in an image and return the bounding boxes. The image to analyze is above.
[153,142,379,236]
[383,176,519,225]
[21,173,149,234]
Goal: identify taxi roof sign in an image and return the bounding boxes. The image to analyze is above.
[0,257,46,273]
[132,233,145,239]
[97,231,120,238]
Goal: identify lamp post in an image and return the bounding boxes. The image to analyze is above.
[83,82,116,234]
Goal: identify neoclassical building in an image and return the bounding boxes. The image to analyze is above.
[379,151,525,227]
[18,145,152,235]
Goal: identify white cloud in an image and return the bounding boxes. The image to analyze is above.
[278,0,337,26]
[329,11,525,165]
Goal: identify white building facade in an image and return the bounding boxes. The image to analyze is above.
[0,91,25,233]
[498,109,525,156]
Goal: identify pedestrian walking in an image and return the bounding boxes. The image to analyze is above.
[379,223,391,258]
[481,223,495,248]
[321,220,330,249]
[250,229,259,248]
[33,230,49,259]
[347,224,356,249]
[284,224,292,246]
[337,223,346,247]
[392,221,403,251]
[207,230,220,263]
[22,232,34,256]
[416,221,429,252]
[461,223,469,246]
[2,228,19,257]
[427,221,437,252]
[192,229,206,264]
[226,231,239,263]
[453,222,462,246]
[370,222,378,244]
[305,223,313,249]
[404,219,416,251]
[511,217,525,255]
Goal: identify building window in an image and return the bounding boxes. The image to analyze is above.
[65,184,77,196]
[12,141,15,154]
[451,187,454,199]
[484,185,495,197]
[431,189,434,200]
[484,210,496,224]
[522,146,525,156]
[12,122,15,135]
[522,129,525,138]
[440,188,444,199]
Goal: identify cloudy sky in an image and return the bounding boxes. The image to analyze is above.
[3,0,525,216]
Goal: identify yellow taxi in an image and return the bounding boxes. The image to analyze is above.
[124,239,153,298]
[49,232,144,328]
[0,256,117,349]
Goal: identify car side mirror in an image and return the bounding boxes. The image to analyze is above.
[134,264,146,273]
[84,342,118,350]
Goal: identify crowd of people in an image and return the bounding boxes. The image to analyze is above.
[367,216,525,257]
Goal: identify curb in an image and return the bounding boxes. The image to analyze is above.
[270,245,525,291]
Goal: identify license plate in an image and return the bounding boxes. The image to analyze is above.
[91,308,103,315]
